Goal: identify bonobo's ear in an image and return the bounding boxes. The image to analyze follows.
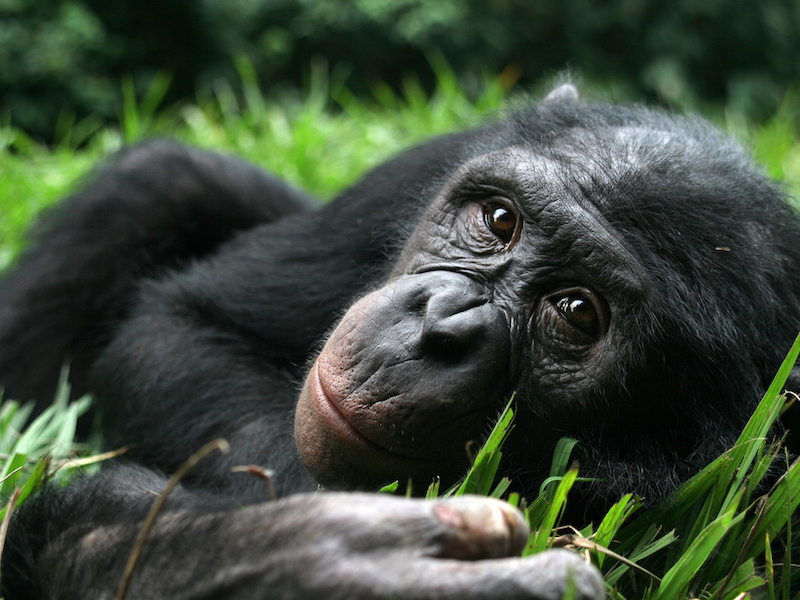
[542,83,580,106]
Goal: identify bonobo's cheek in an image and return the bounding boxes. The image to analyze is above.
[295,272,511,491]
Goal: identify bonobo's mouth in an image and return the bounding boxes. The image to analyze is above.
[307,360,418,459]
[295,357,461,491]
[295,353,478,491]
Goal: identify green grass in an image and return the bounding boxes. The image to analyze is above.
[1,67,800,597]
[419,334,800,599]
[0,60,508,269]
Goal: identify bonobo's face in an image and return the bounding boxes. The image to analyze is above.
[295,146,650,491]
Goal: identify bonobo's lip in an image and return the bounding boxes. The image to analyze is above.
[309,361,423,462]
[308,361,369,445]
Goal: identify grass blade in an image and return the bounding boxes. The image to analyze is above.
[653,503,741,600]
[455,398,514,496]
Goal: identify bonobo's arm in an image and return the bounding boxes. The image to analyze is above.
[0,140,315,410]
[5,466,602,600]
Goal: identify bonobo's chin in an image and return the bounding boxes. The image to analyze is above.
[294,360,470,492]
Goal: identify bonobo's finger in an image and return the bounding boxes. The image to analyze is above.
[283,494,604,599]
[427,495,530,559]
[320,548,605,600]
[295,493,528,559]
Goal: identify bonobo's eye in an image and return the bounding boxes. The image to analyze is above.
[482,202,519,244]
[541,287,609,345]
[556,295,600,337]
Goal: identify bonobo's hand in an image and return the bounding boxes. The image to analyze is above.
[41,493,604,600]
[248,493,604,600]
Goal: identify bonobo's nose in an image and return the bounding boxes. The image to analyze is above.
[417,274,499,364]
[391,271,508,381]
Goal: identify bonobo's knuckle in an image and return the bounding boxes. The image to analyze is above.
[520,550,605,600]
[431,496,529,559]
[302,493,451,550]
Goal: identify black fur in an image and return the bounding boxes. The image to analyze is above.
[1,88,799,599]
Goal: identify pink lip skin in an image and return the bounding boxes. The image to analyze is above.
[309,361,371,446]
[308,361,431,465]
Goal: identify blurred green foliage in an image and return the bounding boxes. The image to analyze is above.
[2,0,800,140]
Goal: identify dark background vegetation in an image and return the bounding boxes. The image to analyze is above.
[2,0,800,141]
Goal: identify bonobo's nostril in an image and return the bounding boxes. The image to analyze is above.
[421,321,471,361]
[394,271,506,368]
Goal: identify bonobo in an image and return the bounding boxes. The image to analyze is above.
[1,84,799,599]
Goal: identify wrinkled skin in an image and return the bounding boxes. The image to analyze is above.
[296,270,511,488]
[1,85,800,599]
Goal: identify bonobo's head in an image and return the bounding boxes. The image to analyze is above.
[295,85,800,507]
